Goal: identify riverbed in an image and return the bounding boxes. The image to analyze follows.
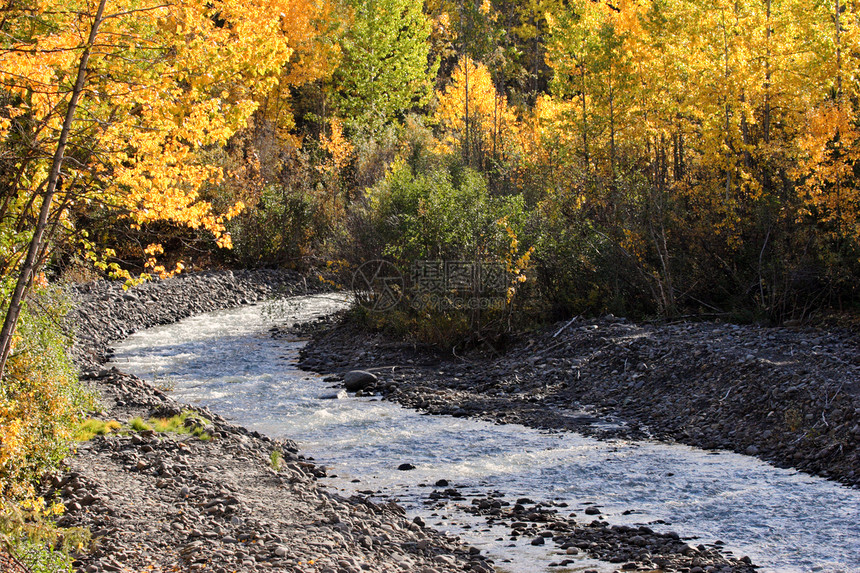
[109,296,860,573]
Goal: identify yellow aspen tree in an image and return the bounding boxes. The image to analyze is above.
[256,0,342,142]
[0,0,301,378]
[435,56,520,172]
[797,0,860,244]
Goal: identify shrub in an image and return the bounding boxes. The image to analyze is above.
[360,159,528,262]
[525,208,658,321]
[269,450,283,471]
[344,160,535,347]
[0,497,90,573]
[0,283,96,498]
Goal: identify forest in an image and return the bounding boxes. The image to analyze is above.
[1,0,859,568]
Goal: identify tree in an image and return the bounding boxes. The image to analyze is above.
[332,0,437,134]
[0,0,299,378]
[435,56,520,174]
[797,1,860,245]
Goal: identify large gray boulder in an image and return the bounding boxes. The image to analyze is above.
[343,370,377,392]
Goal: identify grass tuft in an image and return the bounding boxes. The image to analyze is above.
[128,411,212,441]
[129,417,152,432]
[270,450,283,471]
[74,419,122,441]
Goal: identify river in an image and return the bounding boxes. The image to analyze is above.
[109,295,860,573]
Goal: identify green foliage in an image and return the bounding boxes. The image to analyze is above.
[7,539,75,573]
[333,0,438,135]
[349,304,478,349]
[129,412,212,441]
[363,159,527,262]
[0,286,94,572]
[74,419,121,442]
[229,182,312,267]
[128,417,151,432]
[0,284,96,498]
[0,497,90,573]
[345,159,537,346]
[269,450,283,471]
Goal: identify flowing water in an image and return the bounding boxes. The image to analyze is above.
[109,296,860,573]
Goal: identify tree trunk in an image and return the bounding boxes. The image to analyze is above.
[836,0,843,101]
[580,64,589,167]
[0,0,107,380]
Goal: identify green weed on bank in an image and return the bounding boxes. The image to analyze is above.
[74,412,214,442]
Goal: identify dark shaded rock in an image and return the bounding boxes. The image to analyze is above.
[343,370,377,392]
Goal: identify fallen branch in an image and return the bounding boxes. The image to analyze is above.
[553,315,580,338]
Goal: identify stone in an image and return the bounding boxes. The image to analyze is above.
[343,370,377,392]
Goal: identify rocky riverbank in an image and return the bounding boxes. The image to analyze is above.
[298,314,860,490]
[57,270,486,573]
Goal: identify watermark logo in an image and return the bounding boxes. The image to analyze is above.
[351,260,404,312]
[353,259,509,312]
[410,260,507,311]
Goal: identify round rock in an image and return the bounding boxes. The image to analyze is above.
[343,370,377,392]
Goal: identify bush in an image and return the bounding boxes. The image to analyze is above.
[1,497,90,573]
[227,169,335,269]
[526,208,659,321]
[0,283,96,498]
[360,159,528,262]
[343,160,536,347]
[0,283,94,570]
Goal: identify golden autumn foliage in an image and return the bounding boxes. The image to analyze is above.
[538,0,859,218]
[318,118,355,177]
[434,56,520,170]
[0,0,314,284]
[256,0,341,142]
[0,0,340,502]
[798,102,860,241]
[461,0,860,319]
